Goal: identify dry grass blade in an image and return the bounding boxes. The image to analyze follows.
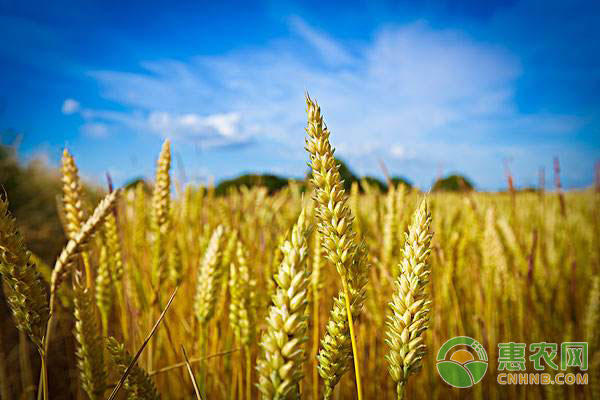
[148,348,240,376]
[181,346,202,400]
[107,286,179,400]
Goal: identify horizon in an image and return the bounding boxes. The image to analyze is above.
[1,1,599,191]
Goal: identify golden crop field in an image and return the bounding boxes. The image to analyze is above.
[0,97,598,400]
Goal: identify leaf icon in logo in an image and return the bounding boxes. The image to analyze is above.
[437,361,473,388]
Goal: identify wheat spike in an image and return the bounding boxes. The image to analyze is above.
[305,94,370,399]
[61,148,87,240]
[106,337,161,400]
[0,195,49,350]
[74,281,107,399]
[317,243,369,399]
[104,211,124,282]
[385,198,433,400]
[50,190,120,300]
[229,240,257,346]
[95,244,113,334]
[256,209,311,399]
[194,225,225,324]
[151,139,171,288]
[168,237,183,287]
[382,185,397,267]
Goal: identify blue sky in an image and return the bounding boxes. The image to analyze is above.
[1,0,598,190]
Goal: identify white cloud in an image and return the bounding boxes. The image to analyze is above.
[80,19,583,187]
[80,122,109,138]
[62,98,80,114]
[390,145,406,159]
[147,111,242,140]
[288,16,355,66]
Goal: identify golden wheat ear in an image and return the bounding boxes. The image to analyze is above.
[73,281,107,400]
[194,224,226,324]
[256,209,311,399]
[305,94,370,400]
[50,189,120,300]
[385,198,433,400]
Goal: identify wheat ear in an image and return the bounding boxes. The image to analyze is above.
[194,225,226,324]
[256,209,311,399]
[385,198,433,400]
[0,195,50,400]
[50,189,120,302]
[106,337,161,400]
[0,195,49,349]
[60,148,86,239]
[95,244,113,336]
[73,277,107,399]
[61,148,95,288]
[151,139,171,290]
[229,239,257,400]
[305,94,369,399]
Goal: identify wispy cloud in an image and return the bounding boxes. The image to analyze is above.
[73,18,584,188]
[61,98,80,114]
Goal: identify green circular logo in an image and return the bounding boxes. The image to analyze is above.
[436,336,488,388]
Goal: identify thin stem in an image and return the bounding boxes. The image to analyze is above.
[237,348,243,400]
[245,345,251,400]
[341,275,363,400]
[101,312,109,338]
[397,382,405,400]
[148,348,239,376]
[181,346,202,400]
[117,282,129,345]
[38,348,48,400]
[312,283,320,400]
[82,252,92,289]
[199,325,208,399]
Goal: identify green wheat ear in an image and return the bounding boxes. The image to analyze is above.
[385,198,433,400]
[0,195,49,350]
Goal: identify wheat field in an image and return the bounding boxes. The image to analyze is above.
[0,96,598,399]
